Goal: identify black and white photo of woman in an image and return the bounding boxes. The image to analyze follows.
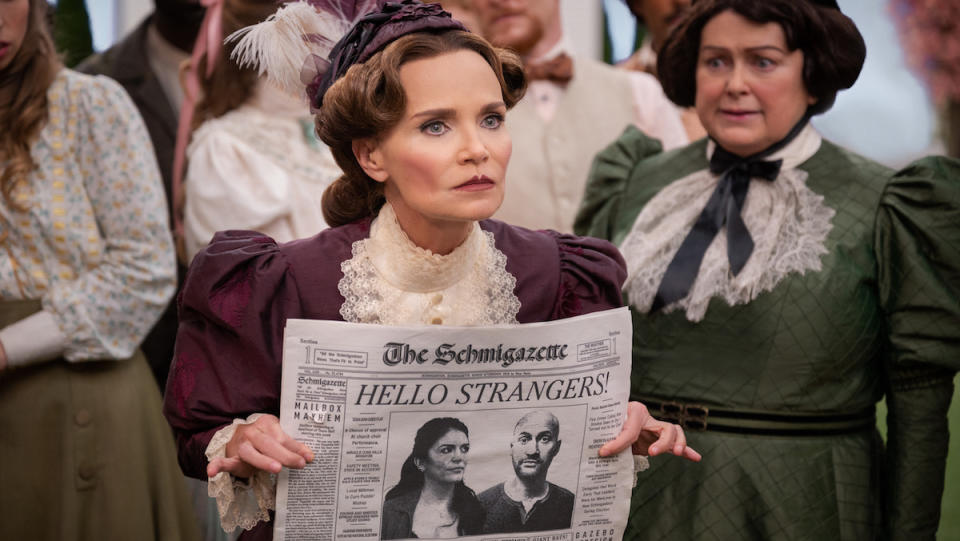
[381,417,484,539]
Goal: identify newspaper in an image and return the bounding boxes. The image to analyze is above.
[273,307,634,541]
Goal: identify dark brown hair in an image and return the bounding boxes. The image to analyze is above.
[192,0,279,128]
[0,0,61,209]
[658,0,865,115]
[316,29,526,227]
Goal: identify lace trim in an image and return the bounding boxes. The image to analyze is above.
[339,204,520,325]
[632,455,650,488]
[621,166,835,322]
[366,203,482,292]
[206,413,277,532]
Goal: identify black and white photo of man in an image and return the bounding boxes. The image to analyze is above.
[479,410,574,533]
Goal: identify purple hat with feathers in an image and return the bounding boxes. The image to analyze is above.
[229,1,463,112]
[308,1,464,109]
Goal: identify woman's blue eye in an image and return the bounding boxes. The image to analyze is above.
[755,57,775,69]
[422,121,448,135]
[705,57,726,69]
[481,114,503,129]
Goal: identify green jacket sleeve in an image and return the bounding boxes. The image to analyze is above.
[875,155,960,539]
[573,125,663,240]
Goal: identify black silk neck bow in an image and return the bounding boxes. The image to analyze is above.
[650,116,810,313]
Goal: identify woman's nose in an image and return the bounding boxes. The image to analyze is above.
[458,128,490,164]
[725,62,749,95]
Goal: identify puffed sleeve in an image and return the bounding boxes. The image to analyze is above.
[573,125,663,240]
[43,74,176,362]
[548,231,627,320]
[875,156,960,539]
[183,121,297,261]
[163,230,303,479]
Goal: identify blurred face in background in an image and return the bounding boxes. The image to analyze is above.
[471,0,559,56]
[0,0,30,71]
[627,0,691,52]
[695,10,814,157]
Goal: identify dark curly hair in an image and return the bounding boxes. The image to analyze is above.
[658,0,865,115]
[386,417,470,499]
[316,29,526,227]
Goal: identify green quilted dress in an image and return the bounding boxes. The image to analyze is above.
[575,127,960,540]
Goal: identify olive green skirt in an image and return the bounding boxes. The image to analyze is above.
[0,300,200,541]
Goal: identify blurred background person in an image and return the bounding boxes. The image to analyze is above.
[0,0,199,538]
[892,0,960,158]
[470,0,687,233]
[77,0,205,390]
[617,0,689,75]
[617,0,704,140]
[179,0,341,262]
[424,0,479,31]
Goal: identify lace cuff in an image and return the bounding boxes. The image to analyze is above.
[632,455,650,488]
[205,413,277,532]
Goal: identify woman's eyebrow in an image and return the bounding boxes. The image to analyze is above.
[411,102,507,121]
[700,44,787,54]
[481,101,507,112]
[411,108,456,121]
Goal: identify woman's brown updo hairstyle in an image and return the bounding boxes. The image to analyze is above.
[0,0,61,210]
[192,0,281,128]
[657,0,865,116]
[316,29,526,227]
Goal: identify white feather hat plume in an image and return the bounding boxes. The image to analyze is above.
[227,1,352,96]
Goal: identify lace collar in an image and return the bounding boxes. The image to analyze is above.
[706,122,823,170]
[338,203,520,325]
[620,124,834,322]
[366,203,484,293]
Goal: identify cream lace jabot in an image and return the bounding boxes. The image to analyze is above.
[339,202,520,325]
[620,124,835,322]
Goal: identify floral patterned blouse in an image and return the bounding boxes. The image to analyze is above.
[0,69,176,366]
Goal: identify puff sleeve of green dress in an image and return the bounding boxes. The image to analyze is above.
[575,126,960,541]
[876,156,960,539]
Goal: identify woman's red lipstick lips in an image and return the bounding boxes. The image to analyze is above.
[721,109,758,118]
[456,175,495,191]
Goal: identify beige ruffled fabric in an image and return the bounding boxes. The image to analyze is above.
[339,202,520,326]
[620,125,834,322]
[206,414,277,532]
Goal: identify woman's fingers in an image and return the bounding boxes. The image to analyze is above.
[598,402,653,457]
[214,415,314,478]
[598,423,641,457]
[260,417,315,462]
[646,420,678,456]
[207,456,253,479]
[236,439,286,473]
[244,429,309,471]
[682,446,703,462]
[597,402,702,463]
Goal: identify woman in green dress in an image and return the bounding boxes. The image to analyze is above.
[575,0,960,539]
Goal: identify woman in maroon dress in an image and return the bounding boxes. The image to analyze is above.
[163,2,700,538]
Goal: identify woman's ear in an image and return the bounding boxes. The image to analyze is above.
[353,139,388,183]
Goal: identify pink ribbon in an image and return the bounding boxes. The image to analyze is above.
[171,0,224,259]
